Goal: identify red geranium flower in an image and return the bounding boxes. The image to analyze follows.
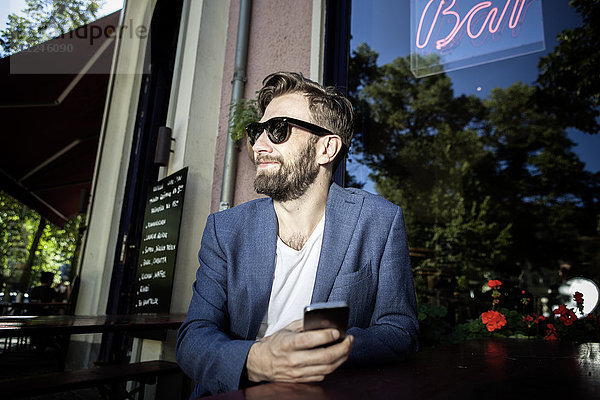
[523,315,534,323]
[545,323,558,341]
[553,305,578,326]
[553,304,568,314]
[487,280,502,289]
[481,310,507,332]
[574,292,584,305]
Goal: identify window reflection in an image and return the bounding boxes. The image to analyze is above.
[349,0,600,318]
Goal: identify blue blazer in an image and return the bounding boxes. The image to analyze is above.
[176,183,418,396]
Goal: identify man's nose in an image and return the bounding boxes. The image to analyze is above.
[252,130,273,153]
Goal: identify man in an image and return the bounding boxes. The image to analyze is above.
[28,271,59,317]
[176,72,418,396]
[29,271,58,304]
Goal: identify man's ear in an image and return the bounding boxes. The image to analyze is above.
[317,136,343,166]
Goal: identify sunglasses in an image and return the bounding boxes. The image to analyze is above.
[245,116,334,146]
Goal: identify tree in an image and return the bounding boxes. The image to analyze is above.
[1,191,82,298]
[0,192,36,299]
[480,83,599,275]
[536,0,600,134]
[0,0,103,57]
[348,43,600,302]
[18,216,46,293]
[348,45,513,294]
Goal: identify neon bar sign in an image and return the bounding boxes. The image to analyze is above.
[410,0,544,77]
[416,0,526,50]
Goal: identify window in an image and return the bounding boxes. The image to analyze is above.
[348,0,600,309]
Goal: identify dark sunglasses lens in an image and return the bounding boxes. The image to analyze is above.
[246,122,262,144]
[267,120,289,144]
[246,119,290,145]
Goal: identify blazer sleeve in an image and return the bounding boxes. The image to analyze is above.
[175,214,254,395]
[347,207,419,363]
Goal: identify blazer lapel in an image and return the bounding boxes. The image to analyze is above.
[311,183,364,303]
[244,199,278,339]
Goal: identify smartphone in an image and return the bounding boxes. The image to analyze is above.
[303,301,349,339]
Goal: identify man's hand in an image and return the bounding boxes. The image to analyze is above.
[245,319,353,383]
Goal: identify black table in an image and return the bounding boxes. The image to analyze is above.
[0,313,186,338]
[1,313,187,372]
[204,338,600,400]
[1,301,71,316]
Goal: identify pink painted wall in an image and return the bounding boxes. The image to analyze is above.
[211,0,313,213]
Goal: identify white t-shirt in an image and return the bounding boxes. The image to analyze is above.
[257,215,325,339]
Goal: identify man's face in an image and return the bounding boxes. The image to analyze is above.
[253,93,321,202]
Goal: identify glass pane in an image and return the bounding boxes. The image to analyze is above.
[349,0,600,336]
[410,0,545,77]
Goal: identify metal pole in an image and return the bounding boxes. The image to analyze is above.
[219,0,252,210]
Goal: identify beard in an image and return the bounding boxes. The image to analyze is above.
[254,138,320,202]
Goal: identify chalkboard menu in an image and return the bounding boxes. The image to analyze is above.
[133,167,188,314]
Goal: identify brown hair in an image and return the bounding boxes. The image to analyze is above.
[257,72,354,150]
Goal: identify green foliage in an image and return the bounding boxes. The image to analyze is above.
[348,39,600,303]
[423,197,512,292]
[480,82,599,277]
[36,216,81,275]
[229,99,261,143]
[349,44,516,288]
[452,317,490,341]
[418,303,448,320]
[0,0,103,57]
[0,191,80,294]
[420,302,600,347]
[536,0,600,134]
[554,315,600,342]
[450,308,535,341]
[417,303,453,347]
[442,310,523,344]
[1,192,38,288]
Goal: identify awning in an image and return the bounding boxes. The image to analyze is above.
[0,11,120,226]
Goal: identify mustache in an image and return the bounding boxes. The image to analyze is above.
[255,155,283,165]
